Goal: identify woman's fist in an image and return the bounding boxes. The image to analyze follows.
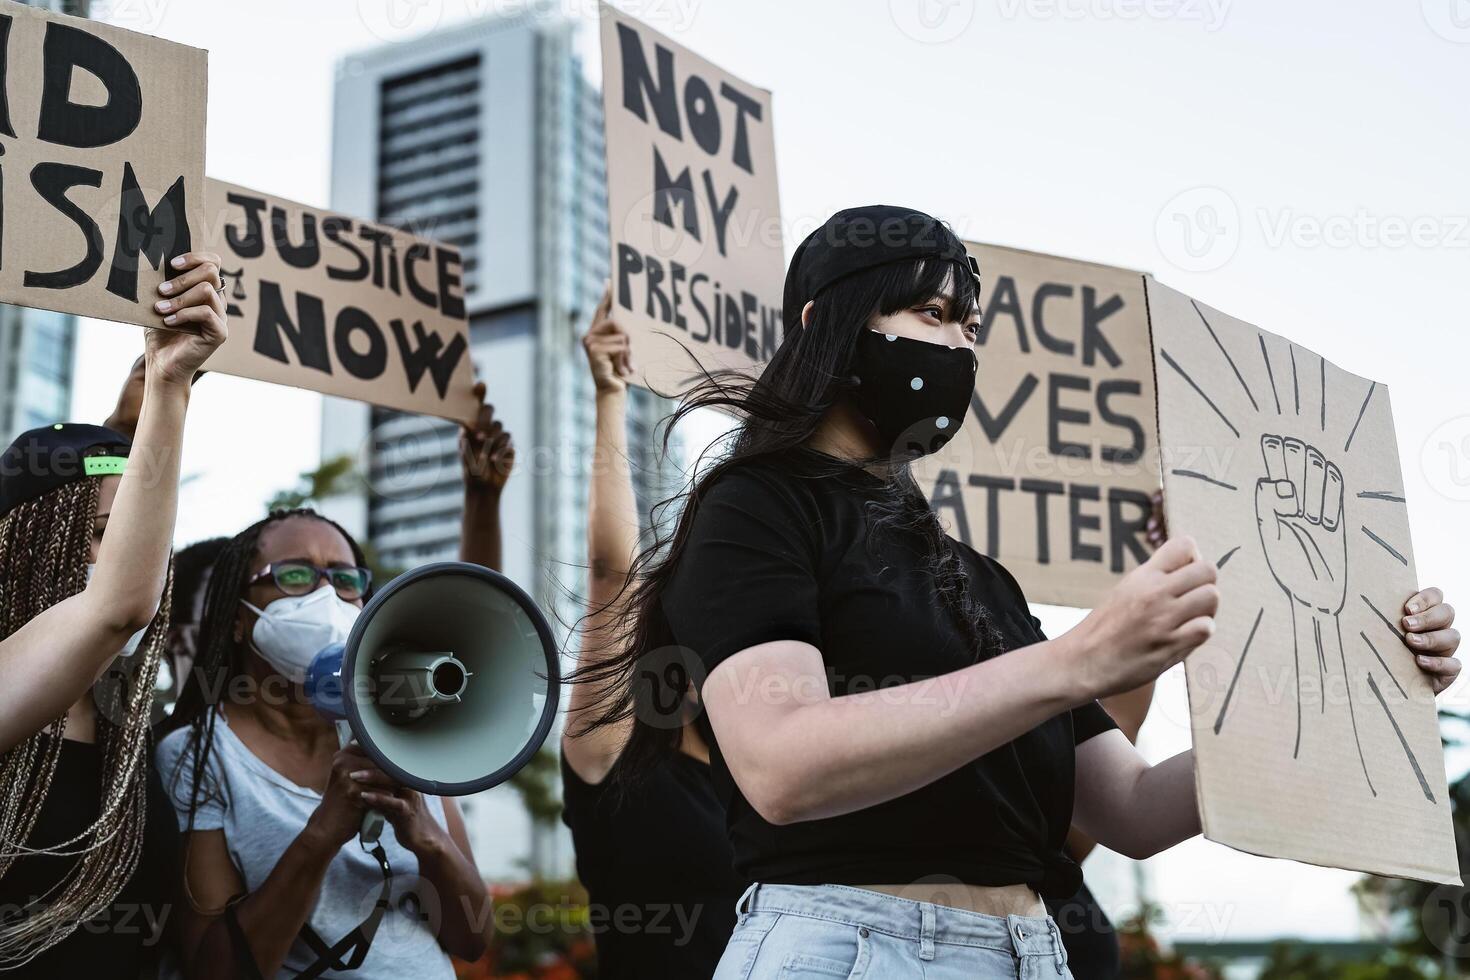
[145,251,227,386]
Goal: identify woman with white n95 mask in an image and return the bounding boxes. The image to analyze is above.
[239,580,363,684]
[156,510,494,980]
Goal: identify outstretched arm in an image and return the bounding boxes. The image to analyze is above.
[704,538,1218,825]
[0,253,226,753]
[562,288,641,785]
[1065,681,1155,863]
[1065,492,1167,863]
[1072,735,1199,860]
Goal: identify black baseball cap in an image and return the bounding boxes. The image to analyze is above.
[0,423,131,521]
[783,205,979,332]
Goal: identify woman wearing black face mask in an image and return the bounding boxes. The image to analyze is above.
[572,206,1460,979]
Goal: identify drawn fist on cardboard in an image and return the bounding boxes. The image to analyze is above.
[1255,434,1348,617]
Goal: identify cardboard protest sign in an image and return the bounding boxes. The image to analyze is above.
[1148,277,1457,883]
[201,179,478,423]
[0,0,205,326]
[914,243,1158,609]
[599,2,785,398]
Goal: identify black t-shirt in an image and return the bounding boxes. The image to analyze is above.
[659,450,1116,898]
[561,750,744,980]
[0,737,178,979]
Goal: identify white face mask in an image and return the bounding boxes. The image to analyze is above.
[241,585,361,684]
[85,563,151,658]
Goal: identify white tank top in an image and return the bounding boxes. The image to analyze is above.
[155,711,457,980]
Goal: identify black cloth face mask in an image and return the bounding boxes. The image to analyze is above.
[849,329,977,459]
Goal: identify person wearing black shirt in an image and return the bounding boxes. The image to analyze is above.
[0,252,227,975]
[561,289,745,978]
[572,206,1461,979]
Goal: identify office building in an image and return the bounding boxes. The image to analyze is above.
[322,8,684,879]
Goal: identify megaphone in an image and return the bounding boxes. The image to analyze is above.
[305,562,560,843]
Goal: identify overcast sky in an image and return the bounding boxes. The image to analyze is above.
[71,0,1470,945]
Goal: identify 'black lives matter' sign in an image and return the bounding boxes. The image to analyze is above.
[599,2,785,398]
[0,0,205,326]
[913,244,1159,610]
[202,179,478,423]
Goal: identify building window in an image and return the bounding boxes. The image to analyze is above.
[378,54,483,295]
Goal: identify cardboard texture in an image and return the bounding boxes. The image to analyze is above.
[1147,277,1458,884]
[202,179,479,423]
[0,0,206,326]
[914,243,1158,610]
[599,3,785,398]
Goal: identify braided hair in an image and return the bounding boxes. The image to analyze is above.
[0,479,171,968]
[159,508,367,912]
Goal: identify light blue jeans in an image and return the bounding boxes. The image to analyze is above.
[712,883,1074,979]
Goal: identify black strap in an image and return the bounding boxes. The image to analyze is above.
[291,842,394,979]
[220,843,394,980]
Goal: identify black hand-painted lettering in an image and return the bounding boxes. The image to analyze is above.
[38,22,141,148]
[24,161,103,289]
[254,281,331,373]
[107,163,190,301]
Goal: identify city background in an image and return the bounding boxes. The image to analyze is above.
[9,0,1468,976]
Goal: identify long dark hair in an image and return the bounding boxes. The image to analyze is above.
[161,509,368,848]
[573,254,1002,780]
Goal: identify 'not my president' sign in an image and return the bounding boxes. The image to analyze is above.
[600,2,786,398]
[201,179,479,423]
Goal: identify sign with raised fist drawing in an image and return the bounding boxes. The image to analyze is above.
[1257,434,1349,644]
[1147,277,1457,884]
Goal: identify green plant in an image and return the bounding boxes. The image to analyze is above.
[1255,944,1436,979]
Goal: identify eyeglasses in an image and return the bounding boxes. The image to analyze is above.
[247,562,372,601]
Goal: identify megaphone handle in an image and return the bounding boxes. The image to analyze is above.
[359,810,385,845]
[334,720,387,846]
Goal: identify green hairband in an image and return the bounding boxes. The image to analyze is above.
[83,456,128,476]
